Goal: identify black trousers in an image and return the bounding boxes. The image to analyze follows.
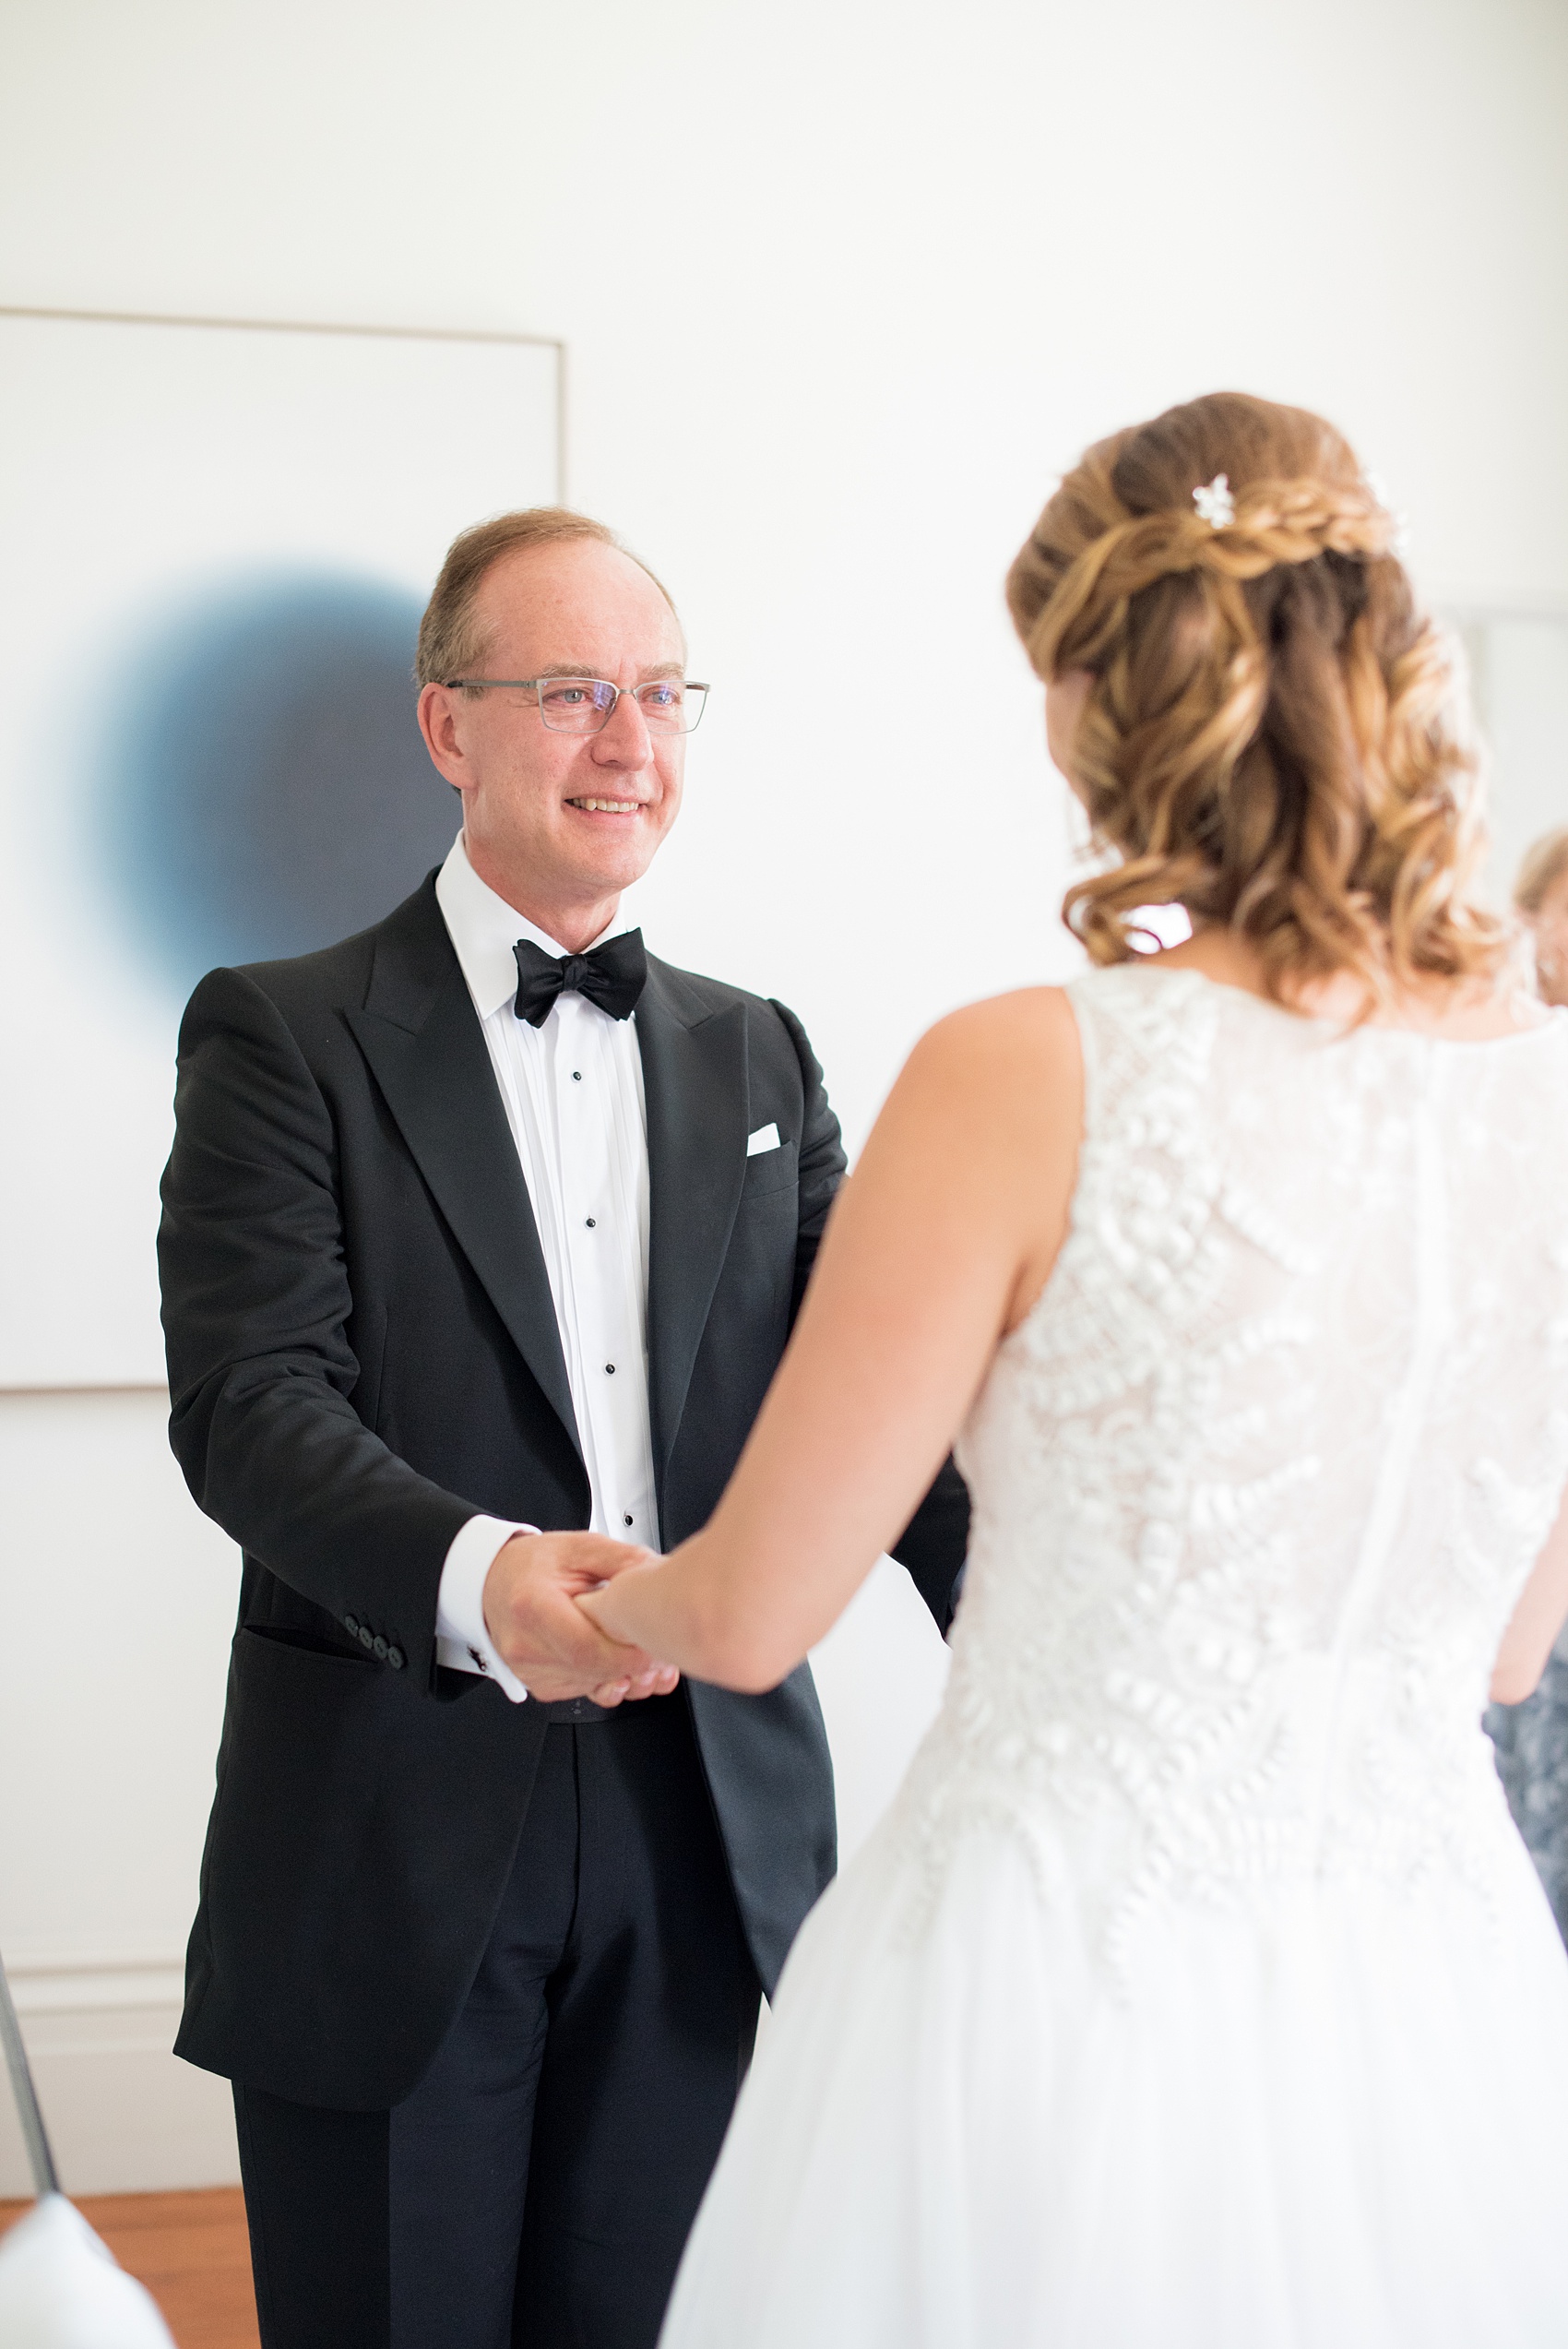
[233,1694,760,2349]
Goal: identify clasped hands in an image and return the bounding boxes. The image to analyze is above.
[481,1530,670,1704]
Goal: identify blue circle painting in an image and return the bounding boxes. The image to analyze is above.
[101,571,459,996]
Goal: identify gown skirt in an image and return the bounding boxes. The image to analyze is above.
[658,1774,1568,2348]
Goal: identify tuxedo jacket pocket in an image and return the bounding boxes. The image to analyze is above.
[740,1137,798,1198]
[240,1620,378,1668]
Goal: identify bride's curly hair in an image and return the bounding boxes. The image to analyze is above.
[1005,391,1506,1004]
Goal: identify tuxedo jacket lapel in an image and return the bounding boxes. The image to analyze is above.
[638,960,749,1498]
[344,892,582,1464]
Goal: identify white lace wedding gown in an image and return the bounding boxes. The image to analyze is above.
[660,965,1568,2347]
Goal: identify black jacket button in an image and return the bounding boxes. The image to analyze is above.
[358,1626,374,1650]
[345,1615,360,1636]
[386,1645,406,1670]
[373,1635,388,1660]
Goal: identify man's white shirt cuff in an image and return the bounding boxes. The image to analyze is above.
[435,1514,536,1703]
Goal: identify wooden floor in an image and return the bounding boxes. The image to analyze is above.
[0,2188,259,2347]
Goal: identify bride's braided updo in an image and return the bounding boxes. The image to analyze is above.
[1006,391,1505,1003]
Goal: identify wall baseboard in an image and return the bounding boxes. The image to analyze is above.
[2,1956,238,2198]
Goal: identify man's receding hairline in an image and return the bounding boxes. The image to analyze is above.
[416,507,684,689]
[469,536,686,662]
[475,531,681,616]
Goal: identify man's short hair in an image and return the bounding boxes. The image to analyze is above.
[415,508,679,691]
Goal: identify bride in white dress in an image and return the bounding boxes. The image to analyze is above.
[580,391,1568,2344]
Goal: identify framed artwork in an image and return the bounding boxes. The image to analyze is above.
[0,308,561,1387]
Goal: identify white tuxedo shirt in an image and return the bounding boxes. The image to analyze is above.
[432,833,659,1702]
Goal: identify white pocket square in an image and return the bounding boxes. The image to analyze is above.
[746,1122,782,1158]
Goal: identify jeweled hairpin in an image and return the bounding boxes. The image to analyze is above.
[1193,473,1235,529]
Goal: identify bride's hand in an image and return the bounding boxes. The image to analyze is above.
[570,1539,679,1701]
[576,1540,686,1673]
[481,1530,678,1703]
[576,1546,664,1633]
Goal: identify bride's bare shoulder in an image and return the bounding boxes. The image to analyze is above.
[887,989,1082,1141]
[911,986,1080,1073]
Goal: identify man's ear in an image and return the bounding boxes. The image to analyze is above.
[417,682,469,790]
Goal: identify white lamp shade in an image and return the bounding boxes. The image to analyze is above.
[0,2195,176,2346]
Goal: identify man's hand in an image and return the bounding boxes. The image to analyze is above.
[482,1532,677,1704]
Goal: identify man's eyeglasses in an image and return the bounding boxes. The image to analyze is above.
[442,675,709,735]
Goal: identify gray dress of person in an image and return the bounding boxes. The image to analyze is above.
[1489,1617,1568,1945]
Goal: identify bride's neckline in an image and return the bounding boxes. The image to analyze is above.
[1123,956,1558,1050]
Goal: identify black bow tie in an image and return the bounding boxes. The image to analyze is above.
[512,929,647,1028]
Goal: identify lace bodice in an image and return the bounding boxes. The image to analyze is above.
[899,965,1568,1975]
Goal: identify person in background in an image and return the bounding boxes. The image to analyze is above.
[1486,821,1568,1943]
[1515,826,1568,1008]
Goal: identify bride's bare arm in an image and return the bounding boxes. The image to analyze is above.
[579,989,1083,1691]
[1491,1480,1568,1703]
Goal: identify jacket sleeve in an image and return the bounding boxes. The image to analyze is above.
[157,966,475,1687]
[769,999,971,1636]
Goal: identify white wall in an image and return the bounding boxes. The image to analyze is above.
[2,0,1566,2192]
[1467,614,1568,894]
[0,1394,241,2194]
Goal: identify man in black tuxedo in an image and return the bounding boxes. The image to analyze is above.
[158,508,968,2349]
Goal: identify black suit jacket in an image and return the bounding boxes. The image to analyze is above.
[159,875,968,2110]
